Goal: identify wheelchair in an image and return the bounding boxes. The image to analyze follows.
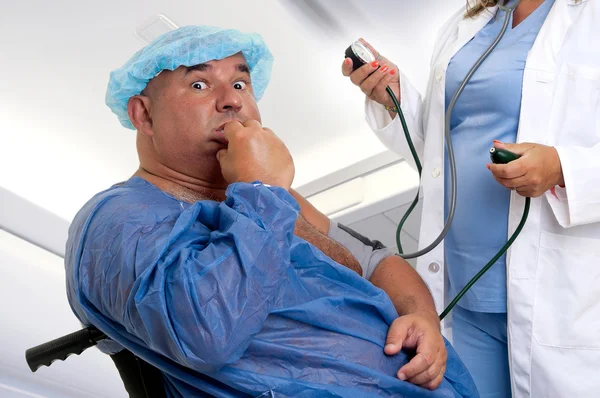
[25,326,167,398]
[25,326,258,397]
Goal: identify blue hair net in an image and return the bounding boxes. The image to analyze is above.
[106,25,274,130]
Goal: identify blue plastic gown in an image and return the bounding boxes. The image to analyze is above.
[65,177,478,398]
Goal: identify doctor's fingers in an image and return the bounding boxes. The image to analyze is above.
[488,160,526,180]
[342,58,354,76]
[360,66,397,99]
[492,175,528,190]
[357,39,400,71]
[348,60,381,86]
[493,177,541,197]
[492,174,545,197]
[516,189,544,198]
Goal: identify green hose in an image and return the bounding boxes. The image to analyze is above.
[439,198,530,320]
[384,67,531,320]
[386,86,422,256]
[382,1,529,319]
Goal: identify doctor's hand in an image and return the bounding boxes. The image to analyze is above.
[385,313,447,390]
[487,141,565,198]
[216,120,295,190]
[341,39,400,108]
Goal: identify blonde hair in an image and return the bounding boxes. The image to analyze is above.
[466,0,503,18]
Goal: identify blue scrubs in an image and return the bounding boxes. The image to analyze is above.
[65,177,478,398]
[444,0,555,396]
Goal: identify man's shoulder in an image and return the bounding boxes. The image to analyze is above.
[68,177,179,244]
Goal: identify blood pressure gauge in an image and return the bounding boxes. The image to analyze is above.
[345,40,377,71]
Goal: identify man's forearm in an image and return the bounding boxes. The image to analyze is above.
[290,189,436,321]
[294,215,363,276]
[370,256,439,326]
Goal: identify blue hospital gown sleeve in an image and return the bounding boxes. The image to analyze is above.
[74,182,300,372]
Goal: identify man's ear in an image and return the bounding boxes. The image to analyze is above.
[128,95,153,137]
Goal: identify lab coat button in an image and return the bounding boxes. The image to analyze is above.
[436,70,444,82]
[428,262,440,273]
[432,168,441,178]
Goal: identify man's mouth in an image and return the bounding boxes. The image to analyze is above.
[214,126,229,146]
[213,134,228,146]
[213,120,238,145]
[216,120,238,131]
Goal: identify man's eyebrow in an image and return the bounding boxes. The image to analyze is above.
[184,63,250,76]
[236,64,250,74]
[185,64,211,75]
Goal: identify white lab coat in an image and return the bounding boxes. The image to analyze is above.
[365,0,600,396]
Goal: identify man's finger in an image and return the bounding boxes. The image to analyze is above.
[419,364,446,391]
[242,119,262,128]
[216,148,227,163]
[262,127,276,136]
[397,350,436,381]
[384,318,409,356]
[406,357,443,386]
[222,120,244,137]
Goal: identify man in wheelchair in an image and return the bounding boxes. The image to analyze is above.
[63,25,478,397]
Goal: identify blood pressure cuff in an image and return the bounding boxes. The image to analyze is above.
[328,220,396,280]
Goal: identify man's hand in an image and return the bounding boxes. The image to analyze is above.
[217,120,295,190]
[385,313,447,390]
[487,141,564,197]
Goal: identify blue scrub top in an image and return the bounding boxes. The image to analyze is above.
[65,177,478,397]
[444,0,555,312]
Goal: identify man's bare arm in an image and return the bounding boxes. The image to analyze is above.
[294,215,363,276]
[287,188,361,274]
[289,188,330,234]
[369,256,439,325]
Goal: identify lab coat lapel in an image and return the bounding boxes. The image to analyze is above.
[450,7,498,63]
[525,0,573,72]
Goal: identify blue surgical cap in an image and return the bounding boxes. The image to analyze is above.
[106,25,274,130]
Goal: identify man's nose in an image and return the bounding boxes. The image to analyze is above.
[216,85,243,113]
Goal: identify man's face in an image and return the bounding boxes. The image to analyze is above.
[140,53,261,176]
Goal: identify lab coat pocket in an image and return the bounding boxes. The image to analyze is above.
[532,231,600,349]
[551,63,600,147]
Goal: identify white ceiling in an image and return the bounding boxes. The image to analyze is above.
[0,0,464,221]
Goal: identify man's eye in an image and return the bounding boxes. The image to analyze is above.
[192,81,208,90]
[233,81,247,90]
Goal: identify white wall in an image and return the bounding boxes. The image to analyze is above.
[0,1,468,395]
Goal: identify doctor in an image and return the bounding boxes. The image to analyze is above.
[343,0,600,397]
